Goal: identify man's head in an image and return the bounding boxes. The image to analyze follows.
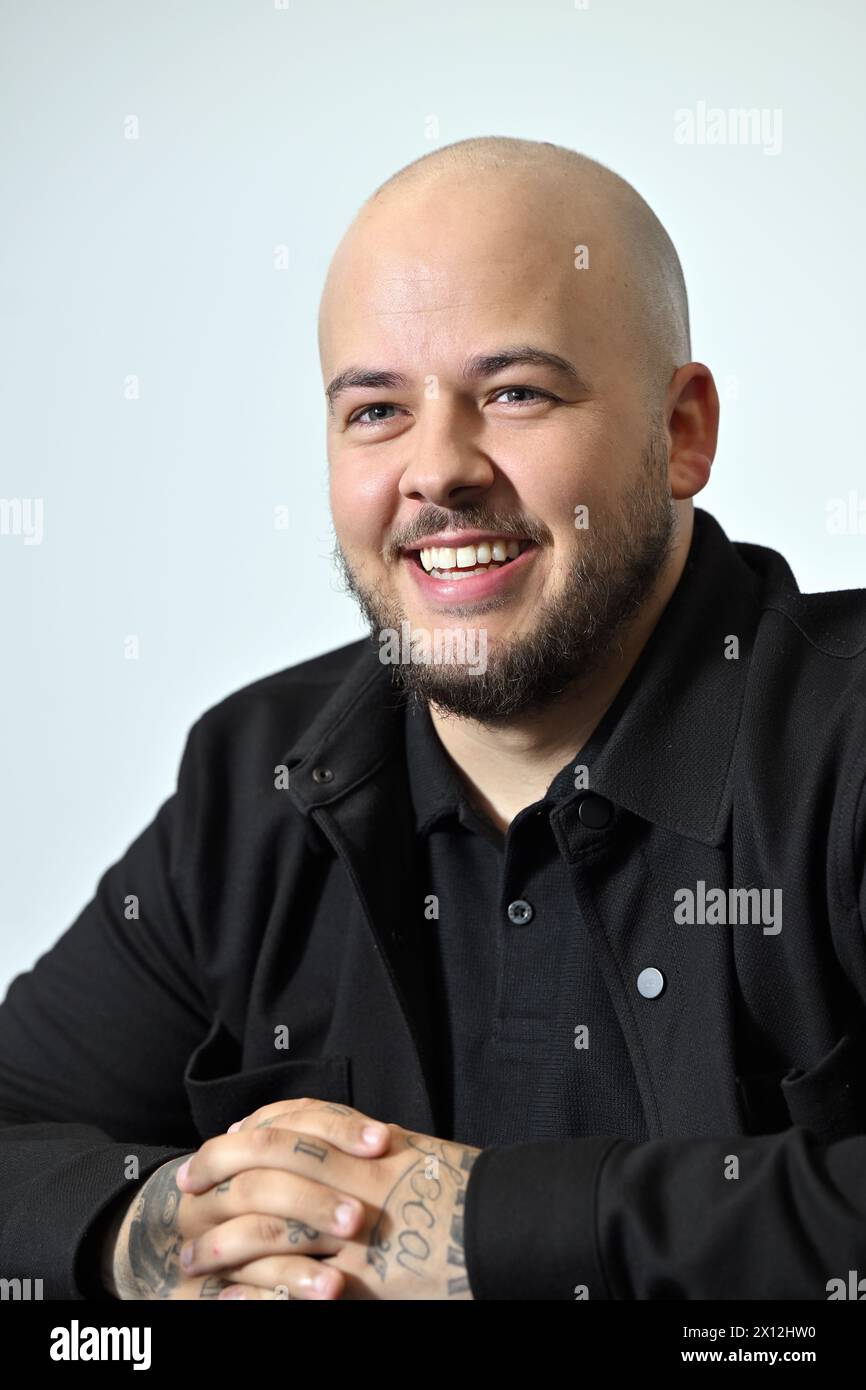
[319,136,718,723]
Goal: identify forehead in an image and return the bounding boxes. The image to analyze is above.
[319,183,627,374]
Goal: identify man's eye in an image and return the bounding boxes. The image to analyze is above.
[347,403,403,427]
[490,387,556,406]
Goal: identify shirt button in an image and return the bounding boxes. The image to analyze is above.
[311,766,333,784]
[577,794,612,829]
[637,967,665,998]
[507,899,534,925]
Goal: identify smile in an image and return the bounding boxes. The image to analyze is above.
[403,537,538,600]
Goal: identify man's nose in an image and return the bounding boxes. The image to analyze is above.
[398,400,495,507]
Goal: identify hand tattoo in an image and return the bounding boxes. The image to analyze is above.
[367,1136,478,1297]
[121,1155,188,1300]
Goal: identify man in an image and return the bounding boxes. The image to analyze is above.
[2,136,865,1301]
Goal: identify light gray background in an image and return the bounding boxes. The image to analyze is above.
[2,0,864,985]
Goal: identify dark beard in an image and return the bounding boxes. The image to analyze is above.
[331,431,676,725]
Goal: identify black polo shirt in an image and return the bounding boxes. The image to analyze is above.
[404,693,650,1150]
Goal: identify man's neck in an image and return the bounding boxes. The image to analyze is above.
[428,510,695,833]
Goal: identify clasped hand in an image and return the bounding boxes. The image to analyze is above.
[161,1099,479,1299]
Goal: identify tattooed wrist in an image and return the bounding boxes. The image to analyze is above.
[115,1154,191,1300]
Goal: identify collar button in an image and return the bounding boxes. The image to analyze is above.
[577,793,612,829]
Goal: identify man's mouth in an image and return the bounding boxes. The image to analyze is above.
[405,537,534,581]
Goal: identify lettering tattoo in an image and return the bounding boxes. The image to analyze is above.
[286,1219,320,1245]
[367,1136,478,1297]
[294,1136,328,1163]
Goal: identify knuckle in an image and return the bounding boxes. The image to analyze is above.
[231,1168,255,1204]
[258,1213,289,1246]
[249,1123,279,1153]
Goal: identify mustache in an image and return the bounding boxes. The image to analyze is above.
[386,505,551,558]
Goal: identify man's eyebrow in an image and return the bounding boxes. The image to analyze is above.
[325,345,590,411]
[326,367,410,411]
[461,345,590,392]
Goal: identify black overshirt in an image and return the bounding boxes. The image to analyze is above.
[3,507,866,1300]
[404,699,649,1148]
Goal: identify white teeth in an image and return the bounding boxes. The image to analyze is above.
[430,565,501,581]
[415,538,528,576]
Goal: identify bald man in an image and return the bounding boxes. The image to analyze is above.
[2,137,866,1304]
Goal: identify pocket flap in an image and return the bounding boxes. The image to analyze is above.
[781,1030,866,1143]
[183,1018,352,1139]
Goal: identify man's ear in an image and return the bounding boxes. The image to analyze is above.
[666,363,719,499]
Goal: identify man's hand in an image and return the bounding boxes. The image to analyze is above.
[106,1101,393,1299]
[176,1100,481,1300]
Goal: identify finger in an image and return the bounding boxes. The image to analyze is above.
[216,1284,280,1300]
[177,1121,374,1198]
[179,1207,343,1277]
[231,1098,391,1158]
[218,1256,346,1300]
[179,1164,367,1250]
[166,1274,236,1300]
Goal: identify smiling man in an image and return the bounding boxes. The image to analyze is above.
[2,136,866,1302]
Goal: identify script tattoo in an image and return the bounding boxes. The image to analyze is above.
[286,1219,320,1245]
[121,1155,188,1299]
[367,1136,478,1297]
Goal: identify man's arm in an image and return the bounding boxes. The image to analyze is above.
[463,1125,866,1299]
[0,724,211,1299]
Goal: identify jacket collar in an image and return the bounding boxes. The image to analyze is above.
[284,508,791,847]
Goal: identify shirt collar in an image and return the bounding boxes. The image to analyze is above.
[284,508,794,847]
[403,690,615,838]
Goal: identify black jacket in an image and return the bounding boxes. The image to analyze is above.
[2,506,866,1300]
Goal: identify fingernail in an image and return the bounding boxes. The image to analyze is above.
[312,1271,336,1295]
[227,1121,242,1133]
[362,1124,387,1146]
[334,1201,359,1230]
[180,1241,196,1270]
[218,1287,246,1300]
[176,1159,191,1186]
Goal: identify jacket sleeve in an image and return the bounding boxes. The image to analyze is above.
[0,721,212,1299]
[463,1124,866,1299]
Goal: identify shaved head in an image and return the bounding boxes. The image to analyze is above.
[321,135,691,409]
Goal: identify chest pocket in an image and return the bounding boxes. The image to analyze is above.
[183,1017,352,1140]
[737,1028,866,1143]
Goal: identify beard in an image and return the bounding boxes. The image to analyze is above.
[331,428,677,725]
